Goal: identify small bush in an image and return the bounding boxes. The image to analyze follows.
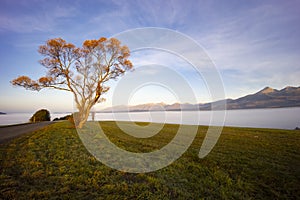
[53,114,72,121]
[30,109,51,122]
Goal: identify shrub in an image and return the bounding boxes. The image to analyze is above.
[53,114,72,121]
[30,109,51,122]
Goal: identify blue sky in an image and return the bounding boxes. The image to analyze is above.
[0,0,299,112]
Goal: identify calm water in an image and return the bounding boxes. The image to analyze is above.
[1,107,299,130]
[0,113,72,126]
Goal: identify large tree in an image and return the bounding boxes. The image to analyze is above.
[12,37,133,128]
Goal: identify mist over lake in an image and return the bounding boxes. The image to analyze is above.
[93,107,300,130]
[1,107,299,130]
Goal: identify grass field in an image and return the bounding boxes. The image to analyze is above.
[0,121,299,199]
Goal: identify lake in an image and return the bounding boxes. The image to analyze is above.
[0,107,299,130]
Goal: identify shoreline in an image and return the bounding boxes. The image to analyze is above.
[1,120,297,132]
[1,107,299,130]
[0,120,298,131]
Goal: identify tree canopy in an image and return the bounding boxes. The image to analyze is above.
[12,37,133,128]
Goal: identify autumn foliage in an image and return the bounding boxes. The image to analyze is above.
[12,37,133,128]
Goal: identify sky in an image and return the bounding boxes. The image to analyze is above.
[0,0,299,113]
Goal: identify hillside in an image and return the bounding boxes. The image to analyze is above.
[199,86,300,110]
[225,86,300,109]
[101,86,300,112]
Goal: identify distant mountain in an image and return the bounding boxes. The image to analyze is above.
[223,86,300,110]
[100,102,197,112]
[0,112,6,115]
[100,86,300,112]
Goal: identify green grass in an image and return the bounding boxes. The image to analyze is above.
[0,121,299,199]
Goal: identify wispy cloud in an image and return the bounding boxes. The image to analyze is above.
[1,0,300,111]
[187,1,300,93]
[0,0,77,33]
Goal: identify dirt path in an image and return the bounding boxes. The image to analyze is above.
[0,121,55,144]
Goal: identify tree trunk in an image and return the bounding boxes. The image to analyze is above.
[76,106,92,129]
[77,119,86,129]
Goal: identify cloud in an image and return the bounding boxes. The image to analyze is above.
[85,0,202,37]
[1,0,299,111]
[0,0,77,33]
[200,2,299,66]
[187,1,300,91]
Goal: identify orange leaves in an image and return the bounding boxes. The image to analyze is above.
[12,36,134,100]
[83,37,107,50]
[63,43,75,49]
[39,58,60,68]
[80,37,132,80]
[38,77,53,84]
[39,38,66,54]
[124,60,133,69]
[120,46,130,57]
[38,45,48,55]
[39,38,76,54]
[11,76,40,91]
[38,77,48,83]
[38,38,80,72]
[109,38,120,46]
[98,37,107,42]
[47,38,66,48]
[11,76,32,85]
[83,39,99,49]
[12,36,134,127]
[82,37,125,56]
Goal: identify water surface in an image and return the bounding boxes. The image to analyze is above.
[1,107,299,130]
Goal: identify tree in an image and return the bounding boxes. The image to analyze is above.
[30,109,51,122]
[12,37,133,128]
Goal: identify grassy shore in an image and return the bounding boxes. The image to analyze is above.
[0,121,299,199]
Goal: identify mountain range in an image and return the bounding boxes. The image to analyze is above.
[100,86,300,112]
